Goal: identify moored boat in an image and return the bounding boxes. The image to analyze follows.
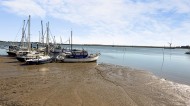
[56,30,100,63]
[7,45,19,56]
[185,50,190,54]
[16,51,44,62]
[63,53,100,63]
[25,21,52,65]
[25,55,52,65]
[16,50,30,62]
[56,49,100,63]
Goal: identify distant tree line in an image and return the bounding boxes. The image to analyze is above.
[180,45,190,49]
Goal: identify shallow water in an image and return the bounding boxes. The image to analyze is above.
[73,45,190,85]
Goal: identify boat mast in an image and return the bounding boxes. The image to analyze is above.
[28,15,31,51]
[69,37,70,45]
[41,20,44,46]
[39,31,41,43]
[60,36,62,44]
[53,36,56,45]
[46,22,49,55]
[71,29,72,51]
[47,22,49,45]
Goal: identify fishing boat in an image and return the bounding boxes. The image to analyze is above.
[56,50,100,63]
[7,45,19,56]
[16,15,34,62]
[16,50,30,62]
[63,53,100,62]
[56,30,100,62]
[25,22,52,65]
[16,51,44,62]
[7,19,28,56]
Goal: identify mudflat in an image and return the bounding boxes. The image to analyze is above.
[0,56,190,106]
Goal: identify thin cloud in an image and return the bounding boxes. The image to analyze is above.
[1,0,46,17]
[1,0,190,46]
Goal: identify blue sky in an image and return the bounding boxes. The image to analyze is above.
[0,0,190,46]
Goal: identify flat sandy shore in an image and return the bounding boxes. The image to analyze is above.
[0,56,190,106]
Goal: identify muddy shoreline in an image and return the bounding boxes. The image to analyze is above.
[0,56,190,106]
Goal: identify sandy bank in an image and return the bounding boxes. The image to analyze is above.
[0,56,190,106]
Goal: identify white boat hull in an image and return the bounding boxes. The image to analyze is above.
[63,55,99,63]
[56,53,100,63]
[25,56,52,65]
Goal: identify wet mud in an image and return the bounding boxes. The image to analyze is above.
[0,56,190,106]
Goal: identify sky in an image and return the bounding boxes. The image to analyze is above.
[0,0,190,46]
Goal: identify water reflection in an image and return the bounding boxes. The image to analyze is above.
[94,46,190,85]
[38,66,49,76]
[38,67,49,72]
